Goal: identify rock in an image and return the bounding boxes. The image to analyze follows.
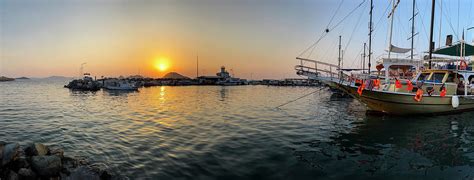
[89,163,112,179]
[7,170,19,180]
[11,157,30,170]
[68,166,101,180]
[49,148,64,159]
[18,168,36,179]
[31,156,62,177]
[2,143,19,166]
[24,143,49,156]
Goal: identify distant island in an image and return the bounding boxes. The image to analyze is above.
[16,77,30,80]
[0,76,15,82]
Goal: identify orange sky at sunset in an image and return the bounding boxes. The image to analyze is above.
[1,0,313,79]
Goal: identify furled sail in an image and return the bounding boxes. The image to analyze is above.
[386,44,411,53]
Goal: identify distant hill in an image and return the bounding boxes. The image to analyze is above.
[162,72,190,79]
[15,77,30,80]
[39,76,73,81]
[0,76,15,82]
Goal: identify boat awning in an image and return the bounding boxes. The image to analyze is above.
[433,42,474,56]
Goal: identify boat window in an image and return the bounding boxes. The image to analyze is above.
[417,73,430,81]
[430,73,446,83]
[446,73,456,82]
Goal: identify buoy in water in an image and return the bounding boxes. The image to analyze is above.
[452,96,459,108]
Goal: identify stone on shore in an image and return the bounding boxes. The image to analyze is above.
[17,168,36,179]
[2,143,20,166]
[31,155,62,176]
[49,148,64,158]
[24,143,49,156]
[7,170,19,180]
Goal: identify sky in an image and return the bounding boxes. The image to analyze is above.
[1,0,473,79]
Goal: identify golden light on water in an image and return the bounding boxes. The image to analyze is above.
[154,57,170,72]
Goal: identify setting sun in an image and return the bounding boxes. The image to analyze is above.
[154,58,170,72]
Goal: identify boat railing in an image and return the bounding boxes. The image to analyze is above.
[295,57,340,80]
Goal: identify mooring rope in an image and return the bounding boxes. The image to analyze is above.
[275,87,326,109]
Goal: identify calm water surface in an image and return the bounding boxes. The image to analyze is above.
[2,79,474,179]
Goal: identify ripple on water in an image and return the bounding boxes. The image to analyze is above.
[3,81,474,179]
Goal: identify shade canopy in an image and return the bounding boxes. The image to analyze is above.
[433,42,474,56]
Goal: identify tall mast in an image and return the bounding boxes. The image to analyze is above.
[428,0,436,69]
[388,0,396,59]
[368,0,373,73]
[363,43,366,73]
[410,0,416,60]
[338,35,342,71]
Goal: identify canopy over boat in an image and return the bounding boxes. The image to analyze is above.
[433,42,474,56]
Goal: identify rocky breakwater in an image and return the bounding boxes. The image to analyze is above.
[0,142,126,180]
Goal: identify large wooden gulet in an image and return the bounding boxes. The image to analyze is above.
[295,0,474,115]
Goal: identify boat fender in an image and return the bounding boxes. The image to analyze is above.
[452,96,459,108]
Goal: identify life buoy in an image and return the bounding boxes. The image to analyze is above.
[395,79,402,88]
[440,87,447,97]
[357,82,365,96]
[373,79,380,89]
[414,89,423,102]
[406,80,413,91]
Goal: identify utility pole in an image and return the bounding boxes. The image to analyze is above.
[196,55,199,78]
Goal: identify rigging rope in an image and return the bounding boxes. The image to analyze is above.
[297,0,367,58]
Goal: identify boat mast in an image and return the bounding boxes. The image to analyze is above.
[338,35,342,74]
[363,43,366,73]
[368,0,373,73]
[410,0,416,60]
[388,0,397,59]
[428,0,436,69]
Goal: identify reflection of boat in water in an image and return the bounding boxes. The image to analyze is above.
[293,112,474,178]
[104,79,138,91]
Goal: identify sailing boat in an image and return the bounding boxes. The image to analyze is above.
[296,0,474,115]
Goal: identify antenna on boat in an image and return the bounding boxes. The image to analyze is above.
[428,0,436,69]
[80,62,87,78]
[368,0,373,73]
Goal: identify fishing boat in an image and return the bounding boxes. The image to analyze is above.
[64,73,101,91]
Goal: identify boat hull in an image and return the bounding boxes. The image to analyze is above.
[336,83,474,115]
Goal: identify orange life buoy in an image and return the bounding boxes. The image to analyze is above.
[373,79,380,89]
[357,82,365,96]
[395,79,402,88]
[440,87,447,97]
[406,80,413,91]
[414,89,423,102]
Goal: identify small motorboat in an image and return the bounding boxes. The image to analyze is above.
[104,79,139,91]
